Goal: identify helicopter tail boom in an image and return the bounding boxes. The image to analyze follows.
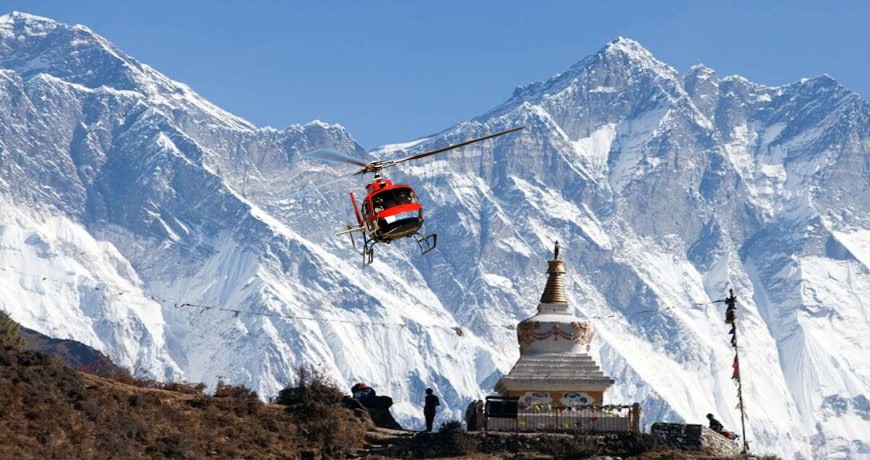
[349,192,364,226]
[337,192,366,238]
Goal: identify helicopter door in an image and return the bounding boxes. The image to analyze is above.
[363,200,379,232]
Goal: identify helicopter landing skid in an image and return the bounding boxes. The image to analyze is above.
[355,232,435,267]
[361,238,375,266]
[414,233,437,255]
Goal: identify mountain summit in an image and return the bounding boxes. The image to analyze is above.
[1,12,868,458]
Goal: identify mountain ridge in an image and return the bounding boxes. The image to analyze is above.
[1,12,868,458]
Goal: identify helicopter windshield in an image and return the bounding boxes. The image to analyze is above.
[371,188,417,213]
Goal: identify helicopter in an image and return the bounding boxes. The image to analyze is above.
[286,127,522,265]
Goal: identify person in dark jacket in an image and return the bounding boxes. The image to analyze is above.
[707,413,740,440]
[424,388,440,432]
[352,382,376,406]
[706,413,724,433]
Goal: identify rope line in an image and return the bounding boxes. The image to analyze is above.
[2,263,685,335]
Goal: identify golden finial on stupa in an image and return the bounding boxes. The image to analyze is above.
[540,241,567,304]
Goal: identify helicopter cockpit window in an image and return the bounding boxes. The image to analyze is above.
[371,195,387,213]
[372,188,417,212]
[393,188,418,205]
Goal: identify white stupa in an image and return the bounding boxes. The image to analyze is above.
[494,242,614,408]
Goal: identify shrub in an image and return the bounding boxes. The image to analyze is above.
[438,419,463,433]
[156,381,207,395]
[274,365,344,407]
[213,381,260,416]
[0,310,25,350]
[274,366,366,456]
[214,381,258,400]
[145,436,188,458]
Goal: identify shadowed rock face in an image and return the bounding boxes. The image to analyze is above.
[344,395,403,430]
[20,325,130,378]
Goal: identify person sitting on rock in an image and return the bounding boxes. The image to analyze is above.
[707,413,738,440]
[706,413,724,433]
[352,383,376,406]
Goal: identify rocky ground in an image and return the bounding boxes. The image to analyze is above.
[353,426,776,459]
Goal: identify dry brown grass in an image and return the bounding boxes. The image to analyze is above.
[0,345,368,459]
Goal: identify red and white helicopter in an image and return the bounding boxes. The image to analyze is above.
[287,127,522,265]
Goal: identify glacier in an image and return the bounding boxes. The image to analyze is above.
[1,12,868,458]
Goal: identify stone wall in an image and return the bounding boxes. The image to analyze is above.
[651,423,741,457]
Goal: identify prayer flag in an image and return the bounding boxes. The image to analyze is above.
[725,307,736,324]
[732,355,740,380]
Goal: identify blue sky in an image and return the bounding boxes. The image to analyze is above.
[4,1,869,147]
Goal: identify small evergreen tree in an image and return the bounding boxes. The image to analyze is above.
[0,310,25,350]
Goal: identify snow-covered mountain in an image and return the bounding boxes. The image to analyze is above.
[1,12,868,458]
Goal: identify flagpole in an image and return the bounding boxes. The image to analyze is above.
[725,289,749,454]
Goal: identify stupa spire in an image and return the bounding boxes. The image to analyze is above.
[539,241,567,304]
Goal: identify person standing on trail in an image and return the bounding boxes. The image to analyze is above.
[424,388,440,432]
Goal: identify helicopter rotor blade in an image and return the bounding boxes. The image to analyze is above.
[389,126,523,166]
[302,149,370,168]
[277,171,357,201]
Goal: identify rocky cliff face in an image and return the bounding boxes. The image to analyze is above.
[1,13,868,458]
